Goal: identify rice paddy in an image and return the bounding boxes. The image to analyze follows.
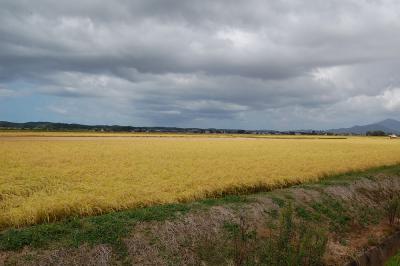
[1,133,400,229]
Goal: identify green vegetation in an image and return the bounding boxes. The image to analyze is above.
[199,204,327,266]
[195,195,250,207]
[310,197,351,231]
[386,252,400,266]
[0,204,190,252]
[385,195,400,225]
[295,206,314,221]
[357,205,382,227]
[262,204,327,266]
[270,196,286,208]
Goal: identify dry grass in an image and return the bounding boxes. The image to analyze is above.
[1,135,400,228]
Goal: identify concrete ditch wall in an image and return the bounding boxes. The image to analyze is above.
[345,231,400,266]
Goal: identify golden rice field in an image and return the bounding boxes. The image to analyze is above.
[1,133,400,229]
[0,131,345,139]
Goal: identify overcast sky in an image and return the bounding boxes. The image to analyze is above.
[1,0,400,130]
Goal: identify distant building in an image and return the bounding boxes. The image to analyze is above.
[389,134,398,139]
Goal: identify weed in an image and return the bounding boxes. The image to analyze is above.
[265,209,279,219]
[367,235,379,246]
[206,204,328,266]
[385,195,400,225]
[386,252,400,266]
[197,195,250,207]
[295,206,313,221]
[196,234,230,265]
[224,217,257,266]
[357,205,382,227]
[261,203,328,266]
[310,197,350,231]
[271,196,286,208]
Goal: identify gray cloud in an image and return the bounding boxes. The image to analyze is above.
[1,0,400,129]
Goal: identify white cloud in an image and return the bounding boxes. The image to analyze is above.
[378,88,400,111]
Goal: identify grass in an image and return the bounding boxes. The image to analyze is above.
[295,206,314,221]
[0,203,191,259]
[310,198,351,231]
[195,195,250,207]
[386,252,400,266]
[262,203,328,266]
[270,196,286,208]
[200,203,328,266]
[1,135,400,228]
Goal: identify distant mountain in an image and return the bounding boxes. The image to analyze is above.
[329,119,400,135]
[376,119,400,131]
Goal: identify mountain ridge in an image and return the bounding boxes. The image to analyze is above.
[329,118,400,134]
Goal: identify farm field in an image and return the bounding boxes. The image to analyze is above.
[1,134,400,229]
[0,130,346,139]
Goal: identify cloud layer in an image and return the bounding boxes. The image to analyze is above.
[1,0,400,129]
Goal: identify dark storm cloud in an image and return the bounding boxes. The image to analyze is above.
[1,0,400,128]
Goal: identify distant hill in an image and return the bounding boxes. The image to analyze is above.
[2,119,399,135]
[0,121,244,134]
[329,119,400,135]
[0,121,138,132]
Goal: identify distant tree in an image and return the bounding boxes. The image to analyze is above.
[366,130,386,136]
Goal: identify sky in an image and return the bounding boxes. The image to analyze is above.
[1,0,400,130]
